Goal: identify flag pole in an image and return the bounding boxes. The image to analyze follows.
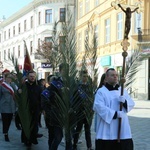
[23,40,33,77]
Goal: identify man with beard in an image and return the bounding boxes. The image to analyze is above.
[18,70,42,147]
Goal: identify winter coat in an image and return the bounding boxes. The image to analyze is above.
[0,82,16,113]
[73,82,94,125]
[41,79,63,127]
[24,81,42,114]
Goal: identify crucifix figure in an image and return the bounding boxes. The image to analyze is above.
[118,4,139,39]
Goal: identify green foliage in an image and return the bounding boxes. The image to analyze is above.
[35,6,98,148]
[10,55,33,140]
[125,49,150,91]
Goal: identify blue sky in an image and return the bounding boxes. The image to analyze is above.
[0,0,33,19]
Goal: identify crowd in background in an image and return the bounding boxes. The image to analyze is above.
[0,66,134,150]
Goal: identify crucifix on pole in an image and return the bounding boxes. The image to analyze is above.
[111,0,142,142]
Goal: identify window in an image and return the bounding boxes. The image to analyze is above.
[85,29,89,43]
[38,38,41,48]
[45,9,52,23]
[8,29,10,38]
[60,8,66,22]
[134,13,142,33]
[78,32,82,52]
[105,18,110,44]
[59,36,66,50]
[31,16,33,28]
[85,0,90,13]
[79,1,83,18]
[0,34,1,43]
[94,24,99,46]
[38,12,41,25]
[18,45,20,57]
[30,41,33,54]
[18,23,21,34]
[13,47,15,56]
[4,31,6,40]
[24,44,26,53]
[117,12,123,40]
[24,20,26,31]
[84,29,89,50]
[4,50,6,60]
[95,0,99,7]
[13,26,15,36]
[8,49,10,59]
[45,37,52,43]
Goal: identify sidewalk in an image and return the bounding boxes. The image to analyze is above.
[0,99,150,149]
[128,99,150,150]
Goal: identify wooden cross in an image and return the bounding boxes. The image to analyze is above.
[111,0,143,142]
[111,0,143,13]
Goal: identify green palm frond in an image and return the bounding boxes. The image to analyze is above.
[35,7,98,148]
[83,32,98,86]
[10,55,33,140]
[44,12,80,145]
[125,49,150,91]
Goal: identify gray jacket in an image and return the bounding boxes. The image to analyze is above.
[0,83,16,113]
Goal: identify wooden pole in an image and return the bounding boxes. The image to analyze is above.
[117,50,128,142]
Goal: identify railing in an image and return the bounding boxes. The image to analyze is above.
[141,29,150,35]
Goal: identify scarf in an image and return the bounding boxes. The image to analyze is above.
[1,82,14,96]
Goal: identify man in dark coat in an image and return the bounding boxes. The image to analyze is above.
[41,75,63,150]
[18,70,42,146]
[72,70,94,150]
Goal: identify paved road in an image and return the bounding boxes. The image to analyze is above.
[0,99,150,150]
[128,100,150,150]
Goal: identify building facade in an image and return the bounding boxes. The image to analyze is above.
[0,0,75,79]
[76,0,149,100]
[0,0,149,99]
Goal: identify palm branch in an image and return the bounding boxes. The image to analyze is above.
[10,55,33,140]
[125,48,150,93]
[46,11,96,149]
[79,29,98,125]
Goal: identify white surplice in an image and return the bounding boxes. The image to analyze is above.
[93,86,135,140]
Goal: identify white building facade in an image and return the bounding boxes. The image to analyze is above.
[0,0,75,79]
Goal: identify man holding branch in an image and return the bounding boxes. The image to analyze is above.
[93,68,135,150]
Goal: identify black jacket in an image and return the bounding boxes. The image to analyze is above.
[72,82,94,124]
[41,81,63,127]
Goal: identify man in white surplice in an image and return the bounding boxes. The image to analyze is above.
[93,68,135,150]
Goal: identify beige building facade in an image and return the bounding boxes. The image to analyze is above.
[76,0,150,100]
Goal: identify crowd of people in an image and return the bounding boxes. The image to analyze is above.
[0,66,134,150]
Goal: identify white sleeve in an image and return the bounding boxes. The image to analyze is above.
[124,89,135,112]
[93,89,116,124]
